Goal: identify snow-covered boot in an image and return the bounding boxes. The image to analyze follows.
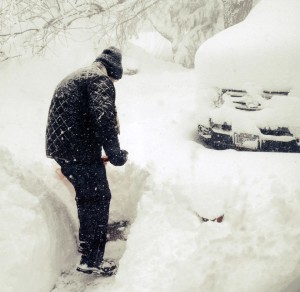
[76,259,118,276]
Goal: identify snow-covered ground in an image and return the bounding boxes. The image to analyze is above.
[1,28,300,292]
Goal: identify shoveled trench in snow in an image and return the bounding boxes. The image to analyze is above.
[0,44,156,291]
[49,45,198,291]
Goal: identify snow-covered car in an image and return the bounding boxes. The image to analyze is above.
[195,0,300,152]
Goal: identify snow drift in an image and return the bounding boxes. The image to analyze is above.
[113,145,300,292]
[0,147,77,292]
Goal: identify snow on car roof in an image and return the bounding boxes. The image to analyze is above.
[195,0,300,92]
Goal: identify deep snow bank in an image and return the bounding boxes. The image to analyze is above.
[0,147,77,292]
[112,143,300,292]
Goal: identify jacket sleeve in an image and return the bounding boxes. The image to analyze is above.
[87,75,128,166]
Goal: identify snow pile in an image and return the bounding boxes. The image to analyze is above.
[0,147,77,292]
[195,0,300,92]
[113,146,300,292]
[106,162,151,223]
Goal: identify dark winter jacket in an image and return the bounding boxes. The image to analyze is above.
[46,63,127,166]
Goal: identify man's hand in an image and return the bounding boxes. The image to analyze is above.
[102,155,109,165]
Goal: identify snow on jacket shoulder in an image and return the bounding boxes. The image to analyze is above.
[46,63,127,166]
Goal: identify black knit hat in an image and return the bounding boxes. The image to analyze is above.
[95,46,123,80]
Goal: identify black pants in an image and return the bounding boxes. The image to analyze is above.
[57,159,111,267]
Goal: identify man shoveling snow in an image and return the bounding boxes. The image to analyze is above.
[45,47,128,276]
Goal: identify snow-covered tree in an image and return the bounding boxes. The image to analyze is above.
[0,0,159,61]
[147,0,224,68]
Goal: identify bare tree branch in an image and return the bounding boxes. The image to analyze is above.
[0,0,164,62]
[0,28,38,37]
